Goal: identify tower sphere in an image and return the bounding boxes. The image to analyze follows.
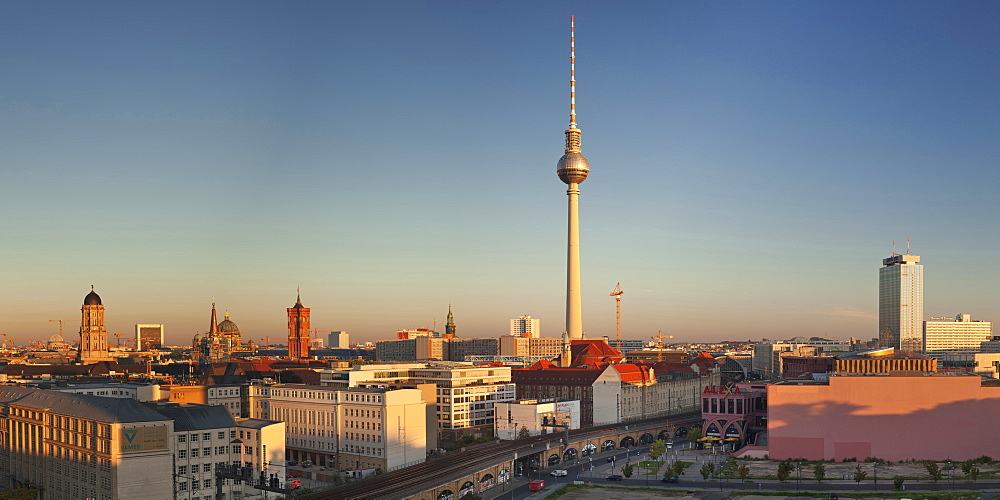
[557,151,590,184]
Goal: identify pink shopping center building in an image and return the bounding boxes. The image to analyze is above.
[767,374,1000,461]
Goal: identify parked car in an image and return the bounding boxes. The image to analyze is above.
[301,460,313,468]
[606,474,624,481]
[550,469,568,477]
[286,460,298,466]
[661,475,679,483]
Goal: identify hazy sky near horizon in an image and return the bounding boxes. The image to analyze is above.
[2,1,998,346]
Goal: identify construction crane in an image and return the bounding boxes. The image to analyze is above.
[113,333,129,348]
[651,330,675,362]
[609,282,624,350]
[0,334,27,349]
[49,319,77,338]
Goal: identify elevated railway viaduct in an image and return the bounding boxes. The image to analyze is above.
[300,411,702,500]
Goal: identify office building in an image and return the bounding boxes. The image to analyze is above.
[879,253,924,351]
[328,331,349,348]
[494,399,581,439]
[0,386,174,499]
[751,339,851,379]
[923,313,993,352]
[510,316,541,338]
[248,383,428,472]
[135,324,164,351]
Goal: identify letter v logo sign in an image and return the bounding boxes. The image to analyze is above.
[124,430,137,443]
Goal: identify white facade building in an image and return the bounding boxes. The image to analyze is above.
[320,362,515,431]
[879,253,924,351]
[135,324,164,351]
[923,313,993,352]
[510,316,541,338]
[249,383,427,473]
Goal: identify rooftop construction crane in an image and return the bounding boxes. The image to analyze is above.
[610,282,624,350]
[49,319,77,338]
[651,330,675,363]
[113,333,129,348]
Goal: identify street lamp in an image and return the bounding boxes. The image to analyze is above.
[873,460,877,490]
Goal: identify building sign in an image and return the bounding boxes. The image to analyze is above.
[120,426,168,453]
[703,385,741,395]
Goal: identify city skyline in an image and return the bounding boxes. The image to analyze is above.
[2,2,998,344]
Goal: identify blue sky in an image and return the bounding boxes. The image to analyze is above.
[2,1,997,345]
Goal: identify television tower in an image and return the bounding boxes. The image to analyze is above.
[557,15,590,340]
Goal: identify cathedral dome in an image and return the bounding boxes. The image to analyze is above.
[218,317,240,333]
[83,287,102,306]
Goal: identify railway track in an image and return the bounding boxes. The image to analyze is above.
[298,411,701,500]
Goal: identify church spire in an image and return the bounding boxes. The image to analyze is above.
[209,297,219,336]
[445,304,456,337]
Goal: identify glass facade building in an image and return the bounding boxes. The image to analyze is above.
[879,254,923,351]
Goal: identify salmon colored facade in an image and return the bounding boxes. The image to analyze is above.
[768,375,1000,461]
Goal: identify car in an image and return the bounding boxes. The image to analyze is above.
[286,460,298,466]
[607,456,616,462]
[550,469,568,477]
[301,460,313,468]
[606,474,624,481]
[829,495,838,500]
[661,475,679,483]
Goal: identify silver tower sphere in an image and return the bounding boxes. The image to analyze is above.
[557,128,590,184]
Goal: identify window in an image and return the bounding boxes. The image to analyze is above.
[204,447,211,456]
[203,463,212,472]
[203,433,211,441]
[218,432,225,439]
[191,448,199,458]
[232,445,240,454]
[178,450,187,459]
[192,480,199,490]
[191,434,199,442]
[204,479,212,489]
[178,482,188,491]
[178,465,187,475]
[230,431,236,439]
[178,435,187,443]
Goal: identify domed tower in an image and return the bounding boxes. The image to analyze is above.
[287,288,310,359]
[78,286,109,363]
[557,16,590,340]
[445,304,457,338]
[217,310,242,348]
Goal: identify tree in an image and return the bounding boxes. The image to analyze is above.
[738,464,750,482]
[853,463,868,484]
[278,370,302,383]
[775,461,792,482]
[649,439,667,462]
[813,462,826,483]
[517,427,531,440]
[924,461,943,482]
[687,427,702,445]
[893,476,905,490]
[700,462,715,480]
[963,461,980,482]
[0,489,36,500]
[622,463,634,478]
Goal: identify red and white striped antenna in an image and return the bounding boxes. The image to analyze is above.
[569,15,577,129]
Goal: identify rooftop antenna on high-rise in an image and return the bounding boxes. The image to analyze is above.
[906,237,911,255]
[891,240,897,256]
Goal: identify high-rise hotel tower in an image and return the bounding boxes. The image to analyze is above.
[879,252,924,351]
[557,16,590,340]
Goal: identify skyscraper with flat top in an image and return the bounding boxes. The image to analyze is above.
[879,253,924,351]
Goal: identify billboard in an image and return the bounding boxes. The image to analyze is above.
[120,426,168,453]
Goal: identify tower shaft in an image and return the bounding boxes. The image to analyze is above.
[566,183,583,339]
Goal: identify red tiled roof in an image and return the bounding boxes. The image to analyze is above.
[612,363,654,383]
[512,365,612,385]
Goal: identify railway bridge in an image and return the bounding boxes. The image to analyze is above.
[300,411,702,500]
